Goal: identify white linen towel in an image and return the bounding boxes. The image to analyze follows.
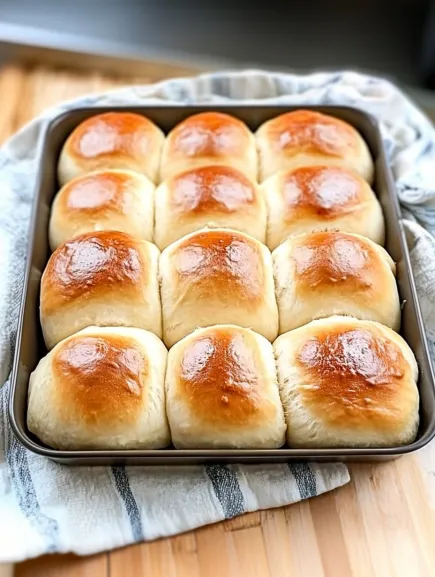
[1,69,435,562]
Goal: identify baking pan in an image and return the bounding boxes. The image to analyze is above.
[9,105,435,465]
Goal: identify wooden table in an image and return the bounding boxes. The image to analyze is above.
[2,62,435,577]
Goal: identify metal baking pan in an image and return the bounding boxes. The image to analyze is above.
[9,105,435,465]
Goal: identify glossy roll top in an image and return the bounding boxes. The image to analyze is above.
[160,228,279,347]
[27,326,170,450]
[58,112,165,185]
[165,325,286,448]
[262,165,385,250]
[273,231,400,334]
[49,169,155,250]
[274,316,419,448]
[40,231,162,349]
[154,165,266,249]
[256,110,374,182]
[160,112,257,182]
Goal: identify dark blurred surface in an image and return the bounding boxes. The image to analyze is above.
[0,0,430,87]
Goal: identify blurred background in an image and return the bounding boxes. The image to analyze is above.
[0,0,435,135]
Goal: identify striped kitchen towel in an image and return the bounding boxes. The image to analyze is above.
[1,69,435,562]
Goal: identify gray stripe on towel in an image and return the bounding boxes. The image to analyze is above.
[112,466,144,542]
[288,463,317,499]
[7,431,60,553]
[205,464,245,518]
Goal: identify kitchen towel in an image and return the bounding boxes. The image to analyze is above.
[0,69,434,562]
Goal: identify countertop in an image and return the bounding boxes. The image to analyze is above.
[1,62,435,577]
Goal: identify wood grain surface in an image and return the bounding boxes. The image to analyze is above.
[1,62,435,577]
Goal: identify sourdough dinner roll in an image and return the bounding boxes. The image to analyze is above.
[49,169,155,251]
[58,112,164,185]
[41,231,161,349]
[165,325,286,448]
[274,316,419,448]
[160,112,257,182]
[273,231,400,334]
[160,228,279,347]
[154,165,266,250]
[256,110,374,182]
[263,166,385,250]
[27,326,170,450]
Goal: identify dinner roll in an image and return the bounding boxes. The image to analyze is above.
[263,166,385,250]
[160,228,279,347]
[256,110,374,182]
[166,325,286,448]
[58,112,164,185]
[41,231,161,349]
[274,316,419,448]
[154,165,266,250]
[27,326,170,450]
[160,112,257,182]
[273,231,400,334]
[49,169,155,251]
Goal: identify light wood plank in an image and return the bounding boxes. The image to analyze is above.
[111,540,177,577]
[14,553,108,577]
[260,509,294,577]
[195,522,234,577]
[283,499,325,577]
[331,470,376,577]
[224,526,271,577]
[0,565,13,577]
[170,533,201,577]
[0,64,26,143]
[309,490,354,577]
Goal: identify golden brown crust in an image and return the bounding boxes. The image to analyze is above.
[291,231,376,291]
[166,112,252,158]
[57,170,137,217]
[167,165,257,214]
[296,325,410,430]
[41,231,147,314]
[53,334,147,425]
[173,230,264,303]
[178,326,274,426]
[262,110,358,157]
[67,112,161,163]
[280,166,369,220]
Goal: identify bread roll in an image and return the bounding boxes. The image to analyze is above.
[166,325,286,448]
[58,112,164,185]
[273,231,400,334]
[49,169,155,251]
[256,110,374,182]
[274,316,419,448]
[41,231,161,349]
[160,112,257,182]
[27,326,170,450]
[154,165,266,250]
[263,166,384,250]
[160,228,278,347]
